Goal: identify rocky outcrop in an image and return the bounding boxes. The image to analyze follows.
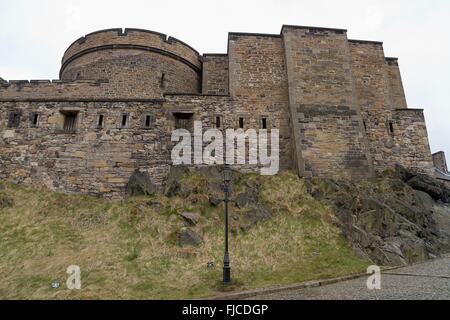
[177,228,203,247]
[309,167,450,266]
[127,170,157,196]
[0,193,14,209]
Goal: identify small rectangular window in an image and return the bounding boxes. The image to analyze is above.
[388,121,394,135]
[261,117,267,129]
[239,117,244,129]
[8,112,21,128]
[144,114,153,128]
[62,111,78,132]
[121,114,129,128]
[215,116,221,128]
[31,113,39,127]
[97,114,104,128]
[174,112,193,131]
[363,120,367,131]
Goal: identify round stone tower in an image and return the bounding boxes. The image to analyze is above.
[60,28,202,98]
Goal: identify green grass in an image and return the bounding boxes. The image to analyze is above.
[0,172,370,299]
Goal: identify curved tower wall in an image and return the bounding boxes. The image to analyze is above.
[60,28,202,98]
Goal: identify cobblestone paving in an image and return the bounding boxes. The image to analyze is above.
[247,255,450,300]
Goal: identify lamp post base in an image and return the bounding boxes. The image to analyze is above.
[223,266,231,285]
[223,252,231,285]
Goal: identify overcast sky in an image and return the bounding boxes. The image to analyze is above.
[1,0,449,163]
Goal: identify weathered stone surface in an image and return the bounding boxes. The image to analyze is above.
[309,170,450,266]
[164,166,189,197]
[179,212,200,226]
[239,205,272,231]
[177,228,203,247]
[0,26,441,199]
[0,193,14,209]
[127,170,157,196]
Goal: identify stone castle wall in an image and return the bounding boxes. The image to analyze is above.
[0,100,171,197]
[0,25,440,197]
[282,26,373,179]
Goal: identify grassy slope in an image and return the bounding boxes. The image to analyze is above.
[0,172,369,299]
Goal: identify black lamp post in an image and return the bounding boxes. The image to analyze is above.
[222,163,232,285]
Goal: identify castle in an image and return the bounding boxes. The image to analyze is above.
[1,25,448,197]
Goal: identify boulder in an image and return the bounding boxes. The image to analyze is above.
[0,194,14,209]
[179,212,200,226]
[407,175,450,203]
[127,170,157,196]
[239,205,272,231]
[164,166,189,197]
[208,196,222,207]
[414,190,435,211]
[177,228,203,247]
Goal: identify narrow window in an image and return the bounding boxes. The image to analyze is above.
[261,117,267,129]
[7,112,21,128]
[31,113,39,127]
[215,116,221,128]
[239,117,244,129]
[121,114,128,128]
[160,73,166,89]
[363,120,367,131]
[144,114,153,128]
[62,111,78,132]
[97,114,104,128]
[388,121,394,135]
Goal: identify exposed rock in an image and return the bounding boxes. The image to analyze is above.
[164,166,189,197]
[234,181,260,209]
[127,170,157,196]
[177,228,203,247]
[407,176,450,203]
[0,194,14,209]
[179,212,200,226]
[239,205,272,231]
[309,168,450,266]
[395,164,450,203]
[208,196,222,207]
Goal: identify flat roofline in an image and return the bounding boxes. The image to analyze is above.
[349,39,383,45]
[228,32,281,38]
[203,53,228,57]
[281,24,347,33]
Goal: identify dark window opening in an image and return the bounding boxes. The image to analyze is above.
[8,112,21,128]
[215,116,221,128]
[62,111,78,132]
[144,115,153,128]
[174,112,193,131]
[261,117,267,129]
[363,120,367,131]
[97,114,104,128]
[121,114,129,128]
[160,73,166,89]
[31,113,39,127]
[239,117,244,129]
[388,122,394,135]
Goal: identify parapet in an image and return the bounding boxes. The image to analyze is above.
[61,28,202,76]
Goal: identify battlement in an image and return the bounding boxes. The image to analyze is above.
[0,78,117,101]
[61,28,202,75]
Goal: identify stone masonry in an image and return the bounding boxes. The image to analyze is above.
[0,26,444,197]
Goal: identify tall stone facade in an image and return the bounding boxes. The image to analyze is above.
[0,26,441,197]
